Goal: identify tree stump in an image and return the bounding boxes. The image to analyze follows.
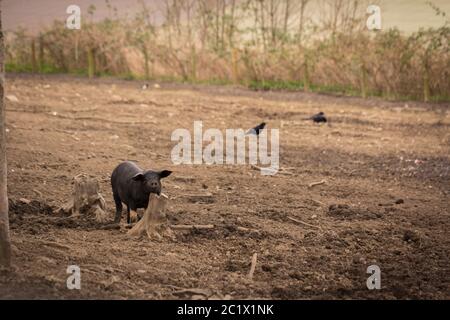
[59,174,109,223]
[127,193,175,241]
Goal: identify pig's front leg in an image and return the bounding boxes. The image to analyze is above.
[127,205,139,224]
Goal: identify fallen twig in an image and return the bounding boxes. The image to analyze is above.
[183,193,215,204]
[148,151,165,158]
[287,216,320,229]
[171,224,215,230]
[309,199,326,206]
[181,193,213,197]
[250,165,293,175]
[172,288,213,297]
[248,253,258,280]
[50,113,157,124]
[39,240,71,251]
[19,198,31,204]
[236,226,260,234]
[33,189,43,198]
[308,180,326,188]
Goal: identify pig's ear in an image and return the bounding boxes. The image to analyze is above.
[132,173,145,181]
[158,170,172,179]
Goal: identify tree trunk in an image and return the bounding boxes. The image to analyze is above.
[58,174,109,223]
[283,0,291,36]
[128,193,174,240]
[259,0,267,52]
[143,45,150,81]
[269,0,276,45]
[298,0,309,45]
[215,0,220,52]
[228,0,236,48]
[0,4,12,268]
[220,0,226,52]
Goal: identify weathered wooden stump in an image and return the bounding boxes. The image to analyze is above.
[127,193,175,241]
[59,174,109,223]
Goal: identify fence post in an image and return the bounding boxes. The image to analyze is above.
[303,55,310,92]
[38,35,44,72]
[361,65,368,98]
[423,63,430,102]
[143,45,150,80]
[191,44,197,82]
[74,35,79,64]
[87,48,95,78]
[231,48,239,84]
[31,39,37,73]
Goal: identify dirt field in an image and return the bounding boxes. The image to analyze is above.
[1,74,449,299]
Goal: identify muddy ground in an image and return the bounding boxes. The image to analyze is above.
[0,74,449,299]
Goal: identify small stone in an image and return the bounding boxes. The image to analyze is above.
[6,95,19,102]
[37,256,56,264]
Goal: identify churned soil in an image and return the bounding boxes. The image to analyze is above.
[1,74,449,299]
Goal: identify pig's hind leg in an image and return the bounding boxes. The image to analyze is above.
[113,192,123,223]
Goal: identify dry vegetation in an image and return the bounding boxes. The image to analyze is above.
[5,0,450,101]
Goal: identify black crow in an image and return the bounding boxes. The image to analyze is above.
[305,112,327,123]
[246,122,266,135]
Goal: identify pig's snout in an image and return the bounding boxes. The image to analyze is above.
[145,180,161,194]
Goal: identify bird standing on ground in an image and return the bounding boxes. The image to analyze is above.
[246,122,266,135]
[305,112,327,123]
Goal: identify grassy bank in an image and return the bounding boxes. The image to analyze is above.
[5,1,449,102]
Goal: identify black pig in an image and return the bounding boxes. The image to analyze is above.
[111,161,172,224]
